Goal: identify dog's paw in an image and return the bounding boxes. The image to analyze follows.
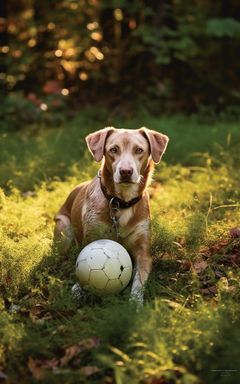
[129,290,144,307]
[130,273,144,306]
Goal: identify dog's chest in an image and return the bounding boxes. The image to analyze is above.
[118,208,133,227]
[82,201,134,237]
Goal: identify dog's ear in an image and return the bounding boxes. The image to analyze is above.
[85,127,115,162]
[140,127,169,164]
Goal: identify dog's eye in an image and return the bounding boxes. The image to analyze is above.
[136,147,144,154]
[109,147,118,154]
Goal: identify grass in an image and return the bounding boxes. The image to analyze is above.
[0,111,240,383]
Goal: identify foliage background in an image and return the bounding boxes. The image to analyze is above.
[1,0,240,125]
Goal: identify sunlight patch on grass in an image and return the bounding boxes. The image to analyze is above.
[0,114,240,383]
[0,188,52,295]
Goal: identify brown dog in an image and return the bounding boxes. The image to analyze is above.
[54,127,169,303]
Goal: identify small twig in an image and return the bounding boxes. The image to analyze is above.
[212,204,240,210]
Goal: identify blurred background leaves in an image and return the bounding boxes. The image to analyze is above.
[1,0,240,130]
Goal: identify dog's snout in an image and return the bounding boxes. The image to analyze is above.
[120,167,133,178]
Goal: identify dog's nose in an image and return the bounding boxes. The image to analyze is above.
[120,167,133,178]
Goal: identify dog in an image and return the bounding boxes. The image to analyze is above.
[54,127,169,303]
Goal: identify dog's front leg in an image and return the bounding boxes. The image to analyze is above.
[130,242,152,305]
[54,214,76,255]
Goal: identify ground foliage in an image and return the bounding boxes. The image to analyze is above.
[1,0,240,122]
[0,113,240,383]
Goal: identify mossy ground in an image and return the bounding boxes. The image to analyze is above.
[0,112,240,384]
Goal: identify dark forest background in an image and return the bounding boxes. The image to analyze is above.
[1,0,240,129]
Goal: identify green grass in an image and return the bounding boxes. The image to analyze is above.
[0,111,240,384]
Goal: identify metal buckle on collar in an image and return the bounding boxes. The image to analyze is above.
[109,197,120,211]
[98,170,120,240]
[109,197,120,240]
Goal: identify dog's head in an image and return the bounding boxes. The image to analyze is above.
[86,127,169,184]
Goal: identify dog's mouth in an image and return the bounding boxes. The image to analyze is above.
[114,173,142,185]
[118,175,142,185]
[119,179,135,184]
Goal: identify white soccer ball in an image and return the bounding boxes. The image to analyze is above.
[75,239,133,295]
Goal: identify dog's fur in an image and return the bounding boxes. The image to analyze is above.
[54,127,169,303]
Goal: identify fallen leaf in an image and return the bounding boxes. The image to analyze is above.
[80,365,100,376]
[180,260,191,271]
[60,345,80,366]
[60,337,100,366]
[28,357,46,380]
[229,227,240,238]
[28,338,100,378]
[41,359,59,370]
[225,253,240,266]
[202,239,228,257]
[28,357,58,379]
[193,260,208,274]
[201,286,217,295]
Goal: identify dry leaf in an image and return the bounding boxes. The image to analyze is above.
[60,337,100,367]
[60,345,80,366]
[193,260,208,274]
[202,239,228,257]
[201,286,217,295]
[28,357,58,379]
[229,227,240,238]
[225,254,240,266]
[28,337,100,379]
[180,260,191,271]
[80,365,100,376]
[41,359,58,370]
[28,357,46,380]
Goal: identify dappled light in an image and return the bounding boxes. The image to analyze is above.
[1,114,240,383]
[1,1,240,118]
[1,1,240,383]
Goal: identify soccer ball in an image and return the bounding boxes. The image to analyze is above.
[75,239,133,295]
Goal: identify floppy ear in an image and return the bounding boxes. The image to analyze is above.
[85,127,115,162]
[140,127,169,164]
